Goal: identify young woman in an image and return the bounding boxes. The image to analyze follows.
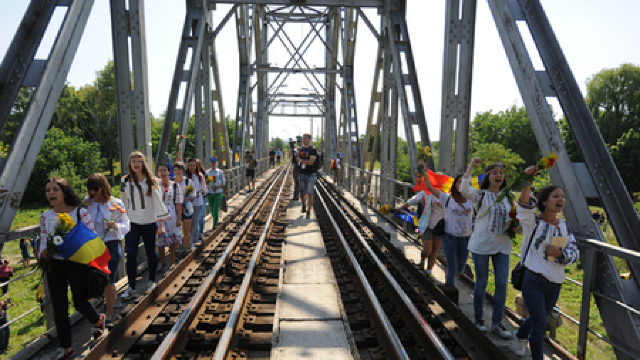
[156,164,183,268]
[84,173,130,323]
[425,174,473,286]
[120,152,169,301]
[394,189,443,277]
[513,167,579,358]
[460,158,512,339]
[186,158,206,247]
[206,157,225,228]
[39,177,104,360]
[173,161,194,254]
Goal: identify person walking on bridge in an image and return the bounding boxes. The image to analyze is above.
[296,133,318,218]
[207,157,225,228]
[290,136,302,201]
[460,158,513,339]
[513,167,579,358]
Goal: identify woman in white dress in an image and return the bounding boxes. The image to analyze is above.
[156,164,183,267]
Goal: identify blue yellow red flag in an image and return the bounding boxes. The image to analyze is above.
[56,221,111,274]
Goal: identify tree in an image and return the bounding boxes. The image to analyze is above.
[24,127,105,203]
[586,63,640,146]
[470,106,540,166]
[609,128,640,193]
[470,143,524,181]
[269,137,285,151]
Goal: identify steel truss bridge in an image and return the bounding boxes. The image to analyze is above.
[1,1,639,358]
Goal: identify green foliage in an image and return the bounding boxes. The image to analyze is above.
[269,137,285,151]
[609,128,640,192]
[24,127,105,203]
[470,106,540,166]
[586,63,640,146]
[470,143,524,180]
[48,163,85,198]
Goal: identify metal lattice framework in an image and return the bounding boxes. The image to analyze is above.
[1,1,640,358]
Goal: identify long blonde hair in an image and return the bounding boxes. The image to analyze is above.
[125,151,157,196]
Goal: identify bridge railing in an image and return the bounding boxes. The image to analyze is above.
[336,165,640,360]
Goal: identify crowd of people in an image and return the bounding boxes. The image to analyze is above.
[33,150,229,359]
[395,157,579,359]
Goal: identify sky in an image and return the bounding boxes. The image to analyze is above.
[1,0,639,143]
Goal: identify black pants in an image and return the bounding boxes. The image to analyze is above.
[292,167,300,200]
[0,277,8,295]
[47,260,100,348]
[125,222,158,289]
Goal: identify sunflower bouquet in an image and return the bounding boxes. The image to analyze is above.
[39,213,75,271]
[380,205,392,216]
[480,152,559,217]
[184,185,195,198]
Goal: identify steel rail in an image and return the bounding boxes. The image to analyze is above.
[316,182,410,360]
[85,169,282,360]
[316,180,455,360]
[151,165,290,360]
[211,164,291,360]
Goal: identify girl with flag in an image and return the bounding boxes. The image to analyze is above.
[173,161,194,255]
[394,188,444,278]
[84,173,130,324]
[156,164,184,268]
[120,152,169,301]
[460,157,513,339]
[40,177,105,360]
[423,174,473,286]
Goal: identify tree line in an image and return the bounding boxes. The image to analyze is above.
[2,61,637,205]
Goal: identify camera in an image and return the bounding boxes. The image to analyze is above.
[289,138,296,149]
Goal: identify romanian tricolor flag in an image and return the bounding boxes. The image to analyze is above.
[415,170,484,195]
[394,210,419,227]
[56,222,111,274]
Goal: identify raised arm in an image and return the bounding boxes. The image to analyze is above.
[423,172,440,197]
[519,165,538,206]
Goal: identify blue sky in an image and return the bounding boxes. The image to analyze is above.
[1,1,639,142]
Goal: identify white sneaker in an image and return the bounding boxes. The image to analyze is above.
[120,287,137,301]
[513,332,527,356]
[147,281,157,290]
[492,323,512,339]
[475,319,487,332]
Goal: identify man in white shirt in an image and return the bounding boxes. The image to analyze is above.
[206,157,226,228]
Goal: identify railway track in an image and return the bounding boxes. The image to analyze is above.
[314,177,515,360]
[85,165,291,360]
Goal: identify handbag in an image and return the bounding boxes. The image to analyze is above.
[86,264,109,299]
[511,224,538,291]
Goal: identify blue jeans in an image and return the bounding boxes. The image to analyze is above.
[190,205,204,246]
[298,173,317,194]
[105,241,122,284]
[472,252,510,326]
[516,269,562,360]
[125,222,158,289]
[442,233,470,286]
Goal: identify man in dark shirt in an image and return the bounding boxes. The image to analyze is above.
[269,148,275,168]
[296,133,318,218]
[244,150,256,192]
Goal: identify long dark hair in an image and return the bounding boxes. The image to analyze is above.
[44,177,82,207]
[450,175,463,198]
[125,151,157,196]
[186,158,205,186]
[537,185,563,212]
[479,163,507,190]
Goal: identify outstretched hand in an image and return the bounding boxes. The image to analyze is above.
[524,165,539,176]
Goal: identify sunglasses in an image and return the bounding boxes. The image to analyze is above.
[88,187,100,192]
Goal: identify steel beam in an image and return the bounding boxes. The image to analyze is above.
[379,33,398,206]
[110,0,153,172]
[157,0,206,168]
[324,7,340,169]
[232,4,252,165]
[0,0,57,135]
[206,28,231,168]
[341,7,361,168]
[0,0,95,239]
[254,5,269,159]
[439,0,477,176]
[488,0,640,358]
[210,0,383,6]
[363,38,384,173]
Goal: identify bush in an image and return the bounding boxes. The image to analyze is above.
[23,127,105,203]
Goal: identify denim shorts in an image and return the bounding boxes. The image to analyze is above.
[299,173,317,194]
